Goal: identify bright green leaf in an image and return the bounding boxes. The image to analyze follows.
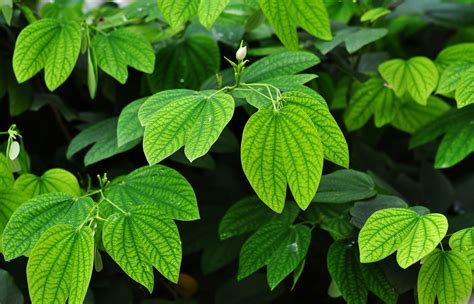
[266,224,311,289]
[259,0,331,50]
[158,0,199,27]
[418,249,472,304]
[2,193,94,260]
[117,97,146,147]
[92,29,155,84]
[27,225,94,304]
[454,66,474,108]
[241,105,323,212]
[13,18,81,91]
[283,91,348,168]
[105,165,199,220]
[0,153,14,190]
[102,205,182,291]
[14,168,81,199]
[0,189,28,252]
[139,90,195,126]
[358,208,448,268]
[435,43,474,70]
[379,57,439,105]
[449,227,474,268]
[198,0,230,28]
[314,169,376,204]
[143,91,234,163]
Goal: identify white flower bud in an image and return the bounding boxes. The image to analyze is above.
[9,141,20,160]
[236,45,247,61]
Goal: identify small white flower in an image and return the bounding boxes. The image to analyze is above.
[9,141,20,160]
[236,45,247,61]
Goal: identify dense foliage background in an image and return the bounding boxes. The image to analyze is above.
[1,0,474,303]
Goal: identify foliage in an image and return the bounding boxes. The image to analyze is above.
[0,0,473,303]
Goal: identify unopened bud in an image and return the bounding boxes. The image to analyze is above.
[9,141,20,160]
[236,45,247,61]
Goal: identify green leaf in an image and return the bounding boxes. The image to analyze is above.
[0,0,12,25]
[0,153,14,190]
[139,90,195,126]
[360,7,390,22]
[241,105,323,212]
[242,51,320,83]
[410,105,474,168]
[87,45,98,99]
[449,227,474,268]
[13,18,81,91]
[148,31,220,91]
[0,189,28,252]
[454,66,474,108]
[266,224,311,289]
[314,169,376,204]
[102,205,182,291]
[105,165,199,220]
[350,195,408,228]
[259,0,331,50]
[324,0,357,23]
[283,91,349,168]
[390,96,450,133]
[436,61,472,96]
[158,0,199,27]
[344,77,398,131]
[0,268,24,304]
[2,193,94,260]
[418,249,472,304]
[67,117,140,166]
[13,168,81,199]
[198,0,230,28]
[27,225,94,304]
[219,196,276,240]
[117,97,146,147]
[201,236,245,275]
[378,57,439,105]
[237,203,300,280]
[327,241,368,304]
[316,27,388,55]
[435,43,474,70]
[92,29,155,84]
[358,208,448,268]
[143,91,234,163]
[360,263,398,304]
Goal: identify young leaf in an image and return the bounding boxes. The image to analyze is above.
[378,57,439,105]
[219,196,276,240]
[241,105,323,212]
[102,205,182,291]
[105,165,199,220]
[13,168,81,199]
[283,91,349,168]
[92,29,155,84]
[198,0,230,29]
[2,193,94,260]
[449,227,474,268]
[241,51,320,83]
[358,208,448,268]
[313,169,376,204]
[158,0,199,28]
[418,249,472,304]
[13,18,81,91]
[327,241,368,304]
[143,91,234,163]
[67,117,140,166]
[360,7,390,23]
[27,225,94,304]
[259,0,331,50]
[117,97,146,147]
[0,189,28,252]
[266,224,311,289]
